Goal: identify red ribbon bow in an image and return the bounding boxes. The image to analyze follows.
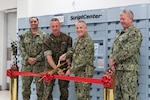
[101,75,113,87]
[42,73,54,82]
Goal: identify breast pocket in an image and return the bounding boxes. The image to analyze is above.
[24,38,31,44]
[51,42,57,49]
[36,40,43,47]
[35,40,43,53]
[61,42,67,53]
[23,38,31,50]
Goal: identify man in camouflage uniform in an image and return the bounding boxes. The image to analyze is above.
[42,18,72,100]
[60,20,94,100]
[19,17,47,100]
[109,9,142,100]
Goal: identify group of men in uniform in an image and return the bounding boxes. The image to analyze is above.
[19,9,142,100]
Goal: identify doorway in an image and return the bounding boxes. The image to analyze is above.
[2,10,17,90]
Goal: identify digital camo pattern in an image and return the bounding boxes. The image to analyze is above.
[19,29,47,100]
[110,25,142,71]
[42,32,72,100]
[66,33,94,100]
[110,25,142,100]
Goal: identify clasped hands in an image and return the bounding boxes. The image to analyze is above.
[28,57,37,65]
[106,59,116,76]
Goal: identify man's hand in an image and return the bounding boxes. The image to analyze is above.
[59,53,66,61]
[57,71,65,76]
[65,69,71,76]
[66,58,72,67]
[109,59,115,67]
[57,68,65,76]
[109,59,116,72]
[110,65,116,72]
[105,68,114,76]
[28,58,37,65]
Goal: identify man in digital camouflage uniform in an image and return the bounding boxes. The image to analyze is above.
[60,20,94,100]
[19,17,47,100]
[42,18,72,100]
[109,9,142,100]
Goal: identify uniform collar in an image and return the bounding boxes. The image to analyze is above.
[29,29,41,36]
[123,25,134,33]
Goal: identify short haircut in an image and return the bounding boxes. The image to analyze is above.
[29,17,39,22]
[120,9,134,20]
[75,20,87,27]
[50,18,59,22]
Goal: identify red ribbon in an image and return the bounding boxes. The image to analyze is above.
[6,69,42,77]
[6,69,112,87]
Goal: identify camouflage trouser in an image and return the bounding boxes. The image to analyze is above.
[75,82,91,100]
[42,79,69,100]
[21,64,44,100]
[115,70,138,100]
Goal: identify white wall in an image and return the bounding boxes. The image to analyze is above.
[17,0,150,18]
[0,0,17,11]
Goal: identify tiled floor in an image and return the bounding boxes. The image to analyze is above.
[0,90,61,100]
[0,90,9,100]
